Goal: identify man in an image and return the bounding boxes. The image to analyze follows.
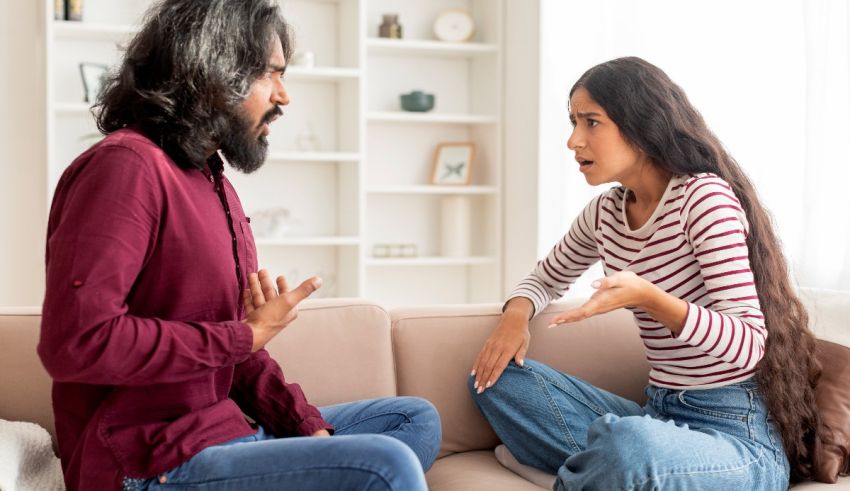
[38,1,440,489]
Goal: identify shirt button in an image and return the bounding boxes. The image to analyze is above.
[72,280,83,287]
[232,237,237,242]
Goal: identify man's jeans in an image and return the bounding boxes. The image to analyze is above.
[125,396,441,491]
[469,360,791,490]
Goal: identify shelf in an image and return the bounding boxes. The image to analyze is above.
[367,38,498,58]
[54,102,94,115]
[255,237,359,247]
[368,185,498,195]
[285,66,360,82]
[368,112,498,125]
[366,256,497,266]
[53,21,135,41]
[267,152,360,163]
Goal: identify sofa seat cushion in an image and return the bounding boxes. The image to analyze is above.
[494,444,556,488]
[426,451,546,491]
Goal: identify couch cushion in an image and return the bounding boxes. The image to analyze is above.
[494,444,557,488]
[427,451,546,491]
[0,310,55,441]
[392,299,648,458]
[266,299,397,407]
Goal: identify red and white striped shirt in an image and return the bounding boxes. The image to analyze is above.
[511,173,765,389]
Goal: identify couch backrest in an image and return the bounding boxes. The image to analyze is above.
[266,298,398,407]
[0,309,55,439]
[0,299,397,441]
[391,298,648,457]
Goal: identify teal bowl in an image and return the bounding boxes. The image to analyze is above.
[400,91,435,112]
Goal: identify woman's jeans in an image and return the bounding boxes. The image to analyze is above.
[125,396,441,491]
[469,360,791,490]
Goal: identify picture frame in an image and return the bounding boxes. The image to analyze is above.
[78,62,110,103]
[431,142,475,185]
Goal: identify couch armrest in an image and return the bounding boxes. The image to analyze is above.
[265,298,397,407]
[391,298,649,457]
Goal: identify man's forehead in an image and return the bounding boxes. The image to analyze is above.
[268,34,286,67]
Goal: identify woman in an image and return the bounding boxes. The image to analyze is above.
[469,57,824,490]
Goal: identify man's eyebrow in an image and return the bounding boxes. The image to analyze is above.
[268,63,287,72]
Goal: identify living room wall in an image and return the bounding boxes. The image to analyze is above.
[0,1,47,307]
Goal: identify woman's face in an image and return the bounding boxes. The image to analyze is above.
[567,87,645,186]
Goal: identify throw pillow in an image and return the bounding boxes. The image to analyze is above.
[813,340,850,483]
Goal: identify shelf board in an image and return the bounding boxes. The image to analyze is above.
[255,236,360,247]
[285,66,360,81]
[54,102,94,115]
[53,21,136,41]
[368,112,498,125]
[267,152,360,163]
[368,185,498,195]
[366,256,497,266]
[367,38,498,58]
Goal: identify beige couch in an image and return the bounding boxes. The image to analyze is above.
[1,288,848,489]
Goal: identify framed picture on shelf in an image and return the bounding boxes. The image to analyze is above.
[431,142,475,185]
[78,62,110,103]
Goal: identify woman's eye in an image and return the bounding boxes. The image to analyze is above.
[587,119,599,127]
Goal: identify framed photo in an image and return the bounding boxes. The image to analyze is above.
[78,62,110,103]
[431,142,475,185]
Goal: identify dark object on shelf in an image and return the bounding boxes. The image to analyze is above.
[379,14,402,39]
[54,0,66,20]
[67,0,83,21]
[400,91,434,112]
[79,62,109,103]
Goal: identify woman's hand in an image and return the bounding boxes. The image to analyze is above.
[548,271,651,326]
[311,429,331,437]
[470,298,533,394]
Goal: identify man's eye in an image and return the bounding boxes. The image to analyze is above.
[587,119,599,127]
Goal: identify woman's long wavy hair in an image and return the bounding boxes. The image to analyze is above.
[571,56,827,481]
[96,0,292,169]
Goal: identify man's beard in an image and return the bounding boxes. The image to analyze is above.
[219,105,282,174]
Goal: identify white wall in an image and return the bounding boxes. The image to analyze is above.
[536,0,818,295]
[0,0,47,306]
[501,0,541,294]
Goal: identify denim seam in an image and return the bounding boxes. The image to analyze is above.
[330,411,413,436]
[524,366,608,417]
[626,447,766,490]
[151,464,399,490]
[528,369,581,454]
[676,391,749,421]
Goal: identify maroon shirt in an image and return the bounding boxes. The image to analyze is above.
[39,128,331,490]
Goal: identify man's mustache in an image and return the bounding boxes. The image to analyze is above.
[259,106,283,127]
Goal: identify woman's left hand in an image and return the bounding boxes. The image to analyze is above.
[548,271,652,327]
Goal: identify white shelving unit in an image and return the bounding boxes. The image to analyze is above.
[45,0,504,306]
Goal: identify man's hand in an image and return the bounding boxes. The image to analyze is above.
[241,269,322,352]
[548,271,650,326]
[311,429,331,437]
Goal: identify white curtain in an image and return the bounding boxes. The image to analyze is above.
[797,0,850,290]
[538,0,850,292]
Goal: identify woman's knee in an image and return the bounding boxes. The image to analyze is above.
[467,360,541,403]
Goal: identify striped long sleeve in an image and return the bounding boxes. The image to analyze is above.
[509,195,603,315]
[674,176,765,374]
[507,173,767,389]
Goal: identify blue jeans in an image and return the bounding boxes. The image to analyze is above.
[469,360,790,490]
[125,396,441,491]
